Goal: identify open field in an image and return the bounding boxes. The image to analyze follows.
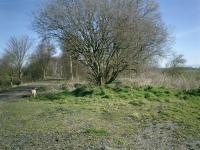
[0,0,199,149]
[0,84,200,149]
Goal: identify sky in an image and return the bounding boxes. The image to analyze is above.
[0,0,200,67]
[0,0,41,53]
[157,0,200,67]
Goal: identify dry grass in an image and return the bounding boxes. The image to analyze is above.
[120,68,200,90]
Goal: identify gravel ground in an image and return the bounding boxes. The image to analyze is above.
[133,121,200,150]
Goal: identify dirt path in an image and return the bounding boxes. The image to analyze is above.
[0,80,64,101]
[0,86,34,101]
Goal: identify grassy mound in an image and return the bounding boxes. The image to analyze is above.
[35,85,200,102]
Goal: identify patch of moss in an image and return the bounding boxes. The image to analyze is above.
[84,128,109,137]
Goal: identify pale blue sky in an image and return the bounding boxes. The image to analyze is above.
[0,0,40,53]
[157,0,200,67]
[0,0,200,67]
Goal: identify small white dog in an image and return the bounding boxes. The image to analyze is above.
[31,88,37,98]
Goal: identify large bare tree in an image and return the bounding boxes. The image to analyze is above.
[5,36,32,84]
[33,0,169,85]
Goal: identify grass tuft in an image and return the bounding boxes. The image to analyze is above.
[84,128,109,137]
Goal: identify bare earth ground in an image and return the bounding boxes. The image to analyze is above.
[133,121,200,150]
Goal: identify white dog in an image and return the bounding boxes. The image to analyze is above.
[31,88,37,98]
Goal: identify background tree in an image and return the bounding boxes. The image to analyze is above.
[23,55,44,81]
[5,36,32,84]
[0,54,15,87]
[33,0,169,85]
[34,39,55,80]
[60,49,87,81]
[60,42,74,80]
[166,54,186,77]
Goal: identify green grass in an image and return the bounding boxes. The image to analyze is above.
[84,128,109,137]
[0,85,200,149]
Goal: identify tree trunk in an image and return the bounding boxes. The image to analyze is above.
[19,69,22,85]
[75,64,78,81]
[10,76,13,87]
[69,56,74,80]
[95,75,103,86]
[43,69,46,80]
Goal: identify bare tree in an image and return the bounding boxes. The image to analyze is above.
[34,39,55,80]
[5,36,32,84]
[166,54,186,76]
[60,41,74,80]
[24,53,44,81]
[33,0,169,85]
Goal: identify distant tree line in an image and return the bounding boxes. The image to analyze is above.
[0,36,86,88]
